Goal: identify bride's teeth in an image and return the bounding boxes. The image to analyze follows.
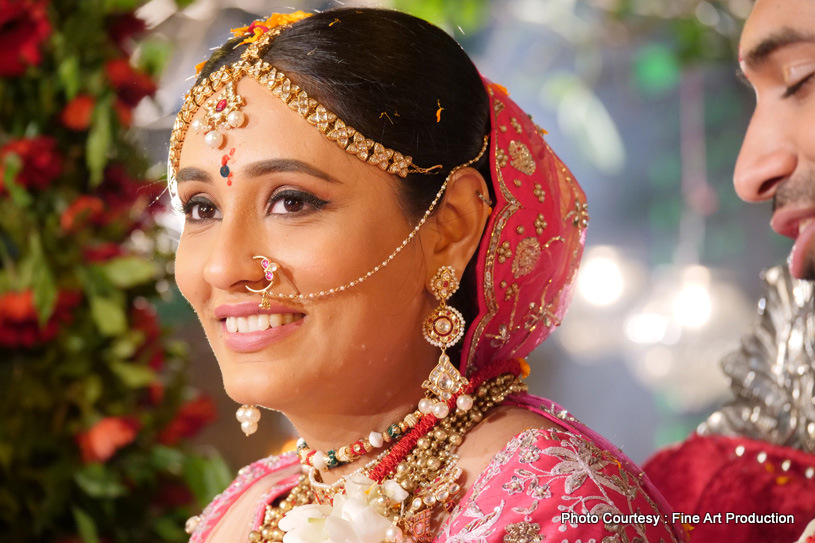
[225,313,302,333]
[237,316,249,333]
[247,314,259,332]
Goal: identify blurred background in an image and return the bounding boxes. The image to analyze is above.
[0,0,790,541]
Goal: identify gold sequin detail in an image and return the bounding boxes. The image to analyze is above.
[533,183,545,203]
[497,241,512,264]
[503,521,544,543]
[511,238,541,278]
[510,117,523,135]
[567,201,590,229]
[535,213,547,235]
[496,147,509,168]
[508,141,535,175]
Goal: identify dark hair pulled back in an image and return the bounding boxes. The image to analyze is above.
[197,8,493,364]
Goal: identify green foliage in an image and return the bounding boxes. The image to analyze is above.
[0,2,224,542]
[392,0,489,34]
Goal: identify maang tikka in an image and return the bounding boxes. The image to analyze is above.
[190,81,247,149]
[420,266,473,419]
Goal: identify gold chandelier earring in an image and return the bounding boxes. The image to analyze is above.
[419,266,472,419]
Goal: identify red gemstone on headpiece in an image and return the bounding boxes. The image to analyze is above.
[216,99,227,112]
[265,272,274,280]
[261,258,270,268]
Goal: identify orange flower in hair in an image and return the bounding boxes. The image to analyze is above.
[231,11,312,46]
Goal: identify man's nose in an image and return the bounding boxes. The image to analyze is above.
[733,103,797,203]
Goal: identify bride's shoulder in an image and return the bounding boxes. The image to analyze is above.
[461,405,560,455]
[441,406,685,543]
[186,452,299,543]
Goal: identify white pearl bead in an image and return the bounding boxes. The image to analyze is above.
[456,394,474,412]
[385,524,403,542]
[240,420,257,435]
[191,119,204,133]
[432,402,449,419]
[369,431,384,448]
[312,451,327,470]
[245,406,261,423]
[227,110,245,128]
[418,398,433,414]
[204,130,223,148]
[185,515,200,534]
[235,405,250,422]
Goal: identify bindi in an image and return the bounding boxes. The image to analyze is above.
[220,148,236,185]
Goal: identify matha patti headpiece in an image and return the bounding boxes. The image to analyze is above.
[168,12,440,190]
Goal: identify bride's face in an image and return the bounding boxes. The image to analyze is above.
[174,78,437,413]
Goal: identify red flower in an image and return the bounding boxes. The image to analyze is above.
[131,304,164,370]
[76,416,141,463]
[107,12,146,54]
[104,58,156,108]
[113,98,133,127]
[154,479,193,508]
[60,195,105,233]
[147,381,165,405]
[158,395,217,445]
[60,94,96,131]
[0,0,51,77]
[98,163,164,226]
[0,289,81,348]
[0,136,62,192]
[83,242,124,263]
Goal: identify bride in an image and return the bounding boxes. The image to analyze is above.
[169,7,685,543]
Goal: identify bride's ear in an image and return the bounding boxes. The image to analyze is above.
[419,167,491,280]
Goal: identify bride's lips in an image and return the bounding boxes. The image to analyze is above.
[770,206,815,279]
[213,301,306,353]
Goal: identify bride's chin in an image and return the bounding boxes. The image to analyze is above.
[220,368,302,410]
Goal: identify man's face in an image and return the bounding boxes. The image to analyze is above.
[734,0,815,279]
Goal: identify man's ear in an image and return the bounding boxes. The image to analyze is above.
[419,167,491,283]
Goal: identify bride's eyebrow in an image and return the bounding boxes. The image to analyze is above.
[175,159,343,185]
[176,166,211,184]
[242,158,342,184]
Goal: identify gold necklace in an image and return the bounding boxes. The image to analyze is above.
[248,373,526,543]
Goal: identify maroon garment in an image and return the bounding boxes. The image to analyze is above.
[644,433,815,542]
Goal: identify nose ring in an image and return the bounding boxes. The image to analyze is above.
[245,255,279,309]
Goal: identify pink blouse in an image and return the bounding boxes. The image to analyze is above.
[188,394,687,543]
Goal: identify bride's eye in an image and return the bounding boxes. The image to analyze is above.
[182,196,221,221]
[268,189,329,215]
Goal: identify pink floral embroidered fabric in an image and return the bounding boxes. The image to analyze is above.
[188,393,686,543]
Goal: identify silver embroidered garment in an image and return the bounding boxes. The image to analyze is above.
[698,265,815,452]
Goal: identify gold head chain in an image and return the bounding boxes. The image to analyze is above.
[168,14,440,189]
